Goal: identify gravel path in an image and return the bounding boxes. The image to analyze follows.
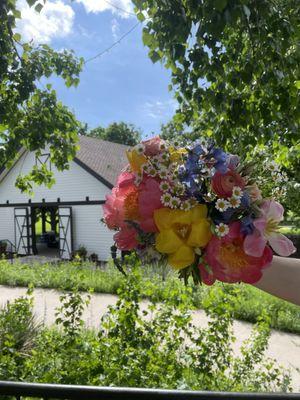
[0,285,299,391]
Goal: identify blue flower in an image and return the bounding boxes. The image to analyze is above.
[241,192,250,208]
[240,215,255,235]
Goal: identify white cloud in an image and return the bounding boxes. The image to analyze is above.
[142,99,177,120]
[75,0,133,18]
[111,18,120,39]
[16,0,74,43]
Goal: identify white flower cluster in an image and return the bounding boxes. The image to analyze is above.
[215,186,243,212]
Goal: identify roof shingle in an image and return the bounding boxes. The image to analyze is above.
[75,136,130,187]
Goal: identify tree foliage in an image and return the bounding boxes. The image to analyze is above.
[88,122,141,146]
[133,0,299,152]
[0,0,83,191]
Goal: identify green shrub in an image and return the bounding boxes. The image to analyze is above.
[0,258,299,334]
[0,263,290,392]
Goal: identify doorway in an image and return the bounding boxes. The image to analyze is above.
[31,206,59,257]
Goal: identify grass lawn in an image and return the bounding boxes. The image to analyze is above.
[0,259,299,335]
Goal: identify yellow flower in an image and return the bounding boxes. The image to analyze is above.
[126,149,147,173]
[154,205,212,270]
[169,147,187,163]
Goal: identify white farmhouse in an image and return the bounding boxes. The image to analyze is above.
[0,137,129,260]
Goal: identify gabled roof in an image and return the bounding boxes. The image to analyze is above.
[75,136,130,188]
[0,137,130,188]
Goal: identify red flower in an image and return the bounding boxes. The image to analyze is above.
[199,222,273,285]
[114,227,138,251]
[212,170,245,198]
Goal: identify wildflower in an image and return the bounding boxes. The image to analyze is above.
[228,197,241,209]
[160,181,171,192]
[268,161,279,172]
[134,143,145,155]
[169,196,181,209]
[232,186,243,199]
[158,167,169,179]
[215,198,229,212]
[147,166,157,177]
[215,223,229,237]
[180,200,192,211]
[161,193,172,207]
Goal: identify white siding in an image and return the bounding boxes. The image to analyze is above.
[0,208,15,245]
[72,205,114,260]
[0,151,115,260]
[0,151,111,203]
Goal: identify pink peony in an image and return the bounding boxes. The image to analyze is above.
[244,200,296,257]
[102,171,137,229]
[143,136,163,156]
[212,170,245,198]
[199,222,273,285]
[138,177,162,232]
[114,227,139,251]
[102,188,124,229]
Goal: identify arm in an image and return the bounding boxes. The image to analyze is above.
[253,256,300,306]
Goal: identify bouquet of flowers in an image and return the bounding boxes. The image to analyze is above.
[103,136,296,285]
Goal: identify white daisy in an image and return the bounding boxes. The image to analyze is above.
[147,166,157,177]
[180,200,192,211]
[215,198,230,212]
[268,161,279,172]
[161,193,172,207]
[142,163,150,173]
[158,167,169,179]
[215,223,229,237]
[228,197,241,208]
[134,143,145,155]
[169,196,181,209]
[232,186,243,199]
[160,181,171,192]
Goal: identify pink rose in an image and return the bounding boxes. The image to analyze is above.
[212,170,245,198]
[142,136,163,156]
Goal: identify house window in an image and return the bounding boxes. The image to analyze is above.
[35,153,51,170]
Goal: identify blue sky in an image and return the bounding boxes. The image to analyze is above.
[17,0,177,138]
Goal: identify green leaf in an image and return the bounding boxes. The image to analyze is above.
[214,0,227,12]
[136,12,145,22]
[149,50,161,63]
[13,33,21,42]
[35,3,43,13]
[295,81,300,89]
[142,30,154,47]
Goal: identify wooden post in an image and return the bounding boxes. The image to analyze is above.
[42,208,46,233]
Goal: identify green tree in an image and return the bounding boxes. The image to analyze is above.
[88,122,141,146]
[133,0,299,152]
[0,0,83,191]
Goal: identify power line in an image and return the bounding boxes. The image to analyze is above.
[84,21,141,64]
[103,0,137,17]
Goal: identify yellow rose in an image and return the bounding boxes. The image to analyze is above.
[154,205,212,270]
